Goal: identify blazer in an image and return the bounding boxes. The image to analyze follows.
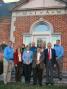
[44,48,56,65]
[14,49,22,65]
[32,51,44,69]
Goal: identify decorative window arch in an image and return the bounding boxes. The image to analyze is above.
[23,18,61,47]
[30,18,53,35]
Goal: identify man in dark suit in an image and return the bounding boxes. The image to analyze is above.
[44,42,56,85]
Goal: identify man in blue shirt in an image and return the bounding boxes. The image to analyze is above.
[54,40,64,80]
[30,42,37,53]
[3,41,14,84]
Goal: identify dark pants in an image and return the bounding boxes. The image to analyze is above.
[0,61,3,75]
[46,61,54,84]
[33,64,43,85]
[23,63,32,84]
[15,63,23,82]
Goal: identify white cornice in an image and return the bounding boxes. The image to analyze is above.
[12,9,67,17]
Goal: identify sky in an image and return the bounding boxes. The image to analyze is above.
[3,0,20,3]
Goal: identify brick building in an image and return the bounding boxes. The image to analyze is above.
[0,0,67,71]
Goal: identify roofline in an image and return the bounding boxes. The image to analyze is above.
[12,0,28,11]
[56,0,67,3]
[11,0,67,12]
[12,6,67,12]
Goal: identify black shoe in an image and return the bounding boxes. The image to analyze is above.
[39,83,42,86]
[59,77,62,81]
[33,83,37,85]
[46,82,49,85]
[51,83,54,85]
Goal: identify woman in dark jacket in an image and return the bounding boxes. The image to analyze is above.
[32,47,44,86]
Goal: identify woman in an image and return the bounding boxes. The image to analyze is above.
[32,47,44,86]
[14,47,22,82]
[22,45,33,84]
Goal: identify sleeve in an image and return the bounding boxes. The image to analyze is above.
[22,51,26,63]
[53,49,56,63]
[58,46,64,59]
[43,49,46,64]
[40,51,45,62]
[14,52,18,64]
[4,48,9,59]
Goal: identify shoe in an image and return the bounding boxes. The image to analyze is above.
[33,83,37,85]
[51,83,54,85]
[46,82,49,85]
[59,77,62,81]
[39,83,42,86]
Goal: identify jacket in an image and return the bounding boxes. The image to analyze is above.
[32,51,44,69]
[4,46,14,61]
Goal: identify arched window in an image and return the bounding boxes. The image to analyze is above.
[23,19,61,47]
[32,22,52,34]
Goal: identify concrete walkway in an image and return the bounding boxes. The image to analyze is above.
[0,74,67,85]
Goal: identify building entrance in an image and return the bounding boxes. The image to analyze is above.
[23,19,61,47]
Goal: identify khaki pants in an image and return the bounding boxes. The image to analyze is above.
[56,57,63,79]
[3,58,14,84]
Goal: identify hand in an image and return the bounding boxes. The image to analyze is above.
[26,59,30,65]
[15,64,17,67]
[36,60,40,64]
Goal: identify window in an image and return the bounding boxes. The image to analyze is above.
[23,35,31,46]
[32,22,51,34]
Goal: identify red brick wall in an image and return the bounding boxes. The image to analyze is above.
[0,15,67,70]
[14,15,67,70]
[0,18,11,44]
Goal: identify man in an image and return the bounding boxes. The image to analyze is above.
[3,41,14,84]
[0,42,3,74]
[30,42,37,53]
[54,40,64,80]
[40,41,46,52]
[30,42,37,84]
[1,41,7,52]
[44,42,56,85]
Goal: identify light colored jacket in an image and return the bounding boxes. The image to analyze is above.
[22,50,33,64]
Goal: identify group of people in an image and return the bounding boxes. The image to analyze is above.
[3,40,64,86]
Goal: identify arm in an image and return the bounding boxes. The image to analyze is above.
[40,51,45,63]
[22,51,27,64]
[4,48,9,60]
[60,46,64,57]
[58,46,64,59]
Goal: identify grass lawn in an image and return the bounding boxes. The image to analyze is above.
[0,82,67,89]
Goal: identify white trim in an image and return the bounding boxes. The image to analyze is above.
[12,9,67,17]
[10,16,16,42]
[23,34,32,45]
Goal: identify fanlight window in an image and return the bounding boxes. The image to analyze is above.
[32,22,52,34]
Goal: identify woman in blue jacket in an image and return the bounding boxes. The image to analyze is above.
[22,45,33,84]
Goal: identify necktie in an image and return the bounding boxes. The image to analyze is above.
[48,49,50,60]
